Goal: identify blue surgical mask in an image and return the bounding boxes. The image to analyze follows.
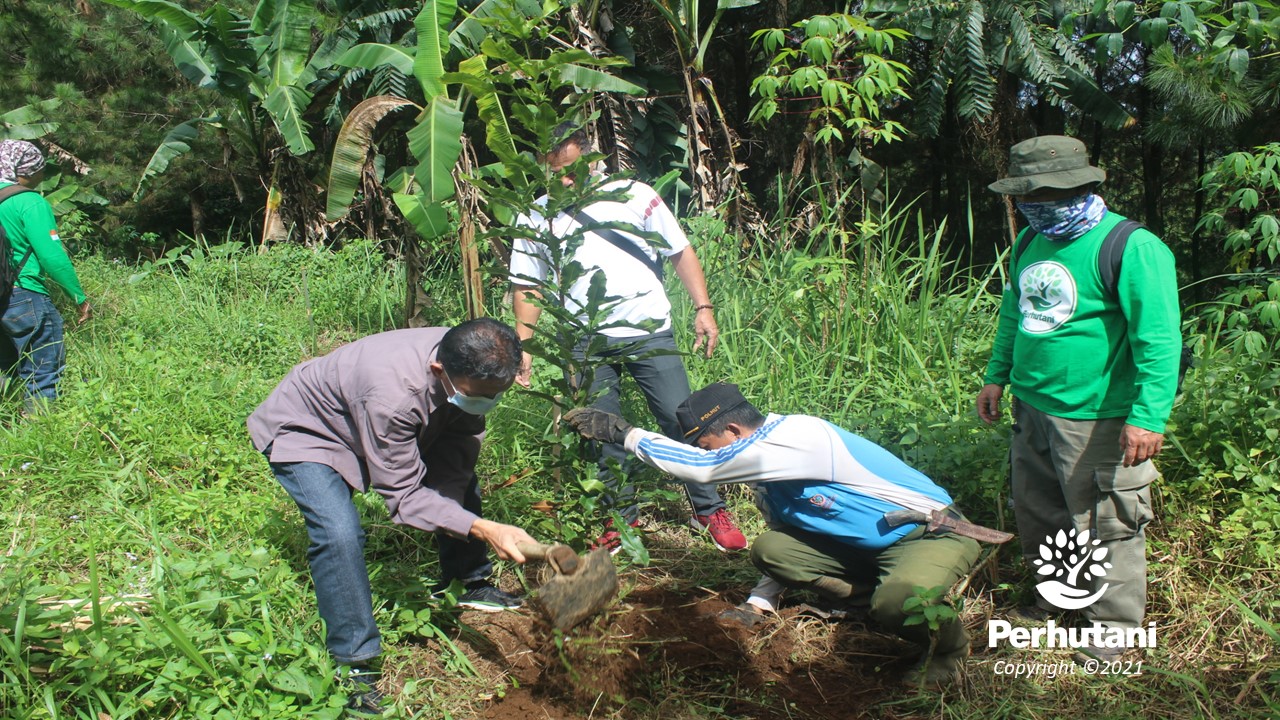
[1016,193,1108,240]
[441,368,503,416]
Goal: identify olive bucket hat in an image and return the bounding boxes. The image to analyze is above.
[987,135,1106,195]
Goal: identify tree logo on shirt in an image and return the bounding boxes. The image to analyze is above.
[1033,528,1112,610]
[1018,262,1076,333]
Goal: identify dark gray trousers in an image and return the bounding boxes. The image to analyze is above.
[575,331,725,523]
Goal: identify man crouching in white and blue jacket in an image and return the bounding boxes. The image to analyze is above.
[564,382,982,690]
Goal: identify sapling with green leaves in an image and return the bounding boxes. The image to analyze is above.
[901,583,961,690]
[460,15,662,557]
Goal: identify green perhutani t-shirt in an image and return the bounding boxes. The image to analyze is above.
[983,211,1181,433]
[0,180,86,304]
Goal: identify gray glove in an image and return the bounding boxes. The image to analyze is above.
[563,407,634,445]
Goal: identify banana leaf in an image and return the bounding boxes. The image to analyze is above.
[263,85,316,156]
[558,64,645,95]
[451,0,542,54]
[407,97,464,205]
[134,117,219,200]
[0,99,62,141]
[455,57,521,167]
[326,96,419,221]
[263,0,315,88]
[334,43,416,76]
[100,0,201,34]
[158,24,220,90]
[393,192,452,239]
[414,0,457,100]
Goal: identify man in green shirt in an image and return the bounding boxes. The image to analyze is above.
[976,136,1180,663]
[0,140,91,411]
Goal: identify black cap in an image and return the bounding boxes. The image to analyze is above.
[676,382,749,444]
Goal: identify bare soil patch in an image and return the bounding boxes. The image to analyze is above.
[397,572,921,720]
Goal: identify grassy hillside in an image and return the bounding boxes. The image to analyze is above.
[1,228,1276,719]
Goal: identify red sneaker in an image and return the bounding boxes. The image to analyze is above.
[692,508,747,552]
[590,518,642,556]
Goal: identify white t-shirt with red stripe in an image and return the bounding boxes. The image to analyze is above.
[508,176,690,338]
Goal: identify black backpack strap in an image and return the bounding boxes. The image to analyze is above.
[1009,227,1035,294]
[0,185,36,286]
[573,208,665,282]
[1095,218,1193,389]
[1011,227,1035,271]
[0,184,33,203]
[1098,219,1143,298]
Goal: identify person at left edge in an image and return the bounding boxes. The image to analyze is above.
[247,318,538,711]
[0,140,92,413]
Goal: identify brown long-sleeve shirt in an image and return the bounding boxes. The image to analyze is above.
[247,328,484,539]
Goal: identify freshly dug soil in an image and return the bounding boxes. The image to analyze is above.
[452,581,917,719]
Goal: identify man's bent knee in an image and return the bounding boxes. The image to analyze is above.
[869,579,916,626]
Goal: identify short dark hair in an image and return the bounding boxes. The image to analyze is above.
[702,402,766,438]
[439,318,522,383]
[550,121,589,156]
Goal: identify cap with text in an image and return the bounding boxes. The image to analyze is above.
[676,382,750,444]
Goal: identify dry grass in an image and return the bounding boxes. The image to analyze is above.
[375,503,1279,719]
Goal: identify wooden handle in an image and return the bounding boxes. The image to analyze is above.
[516,541,554,560]
[516,542,580,574]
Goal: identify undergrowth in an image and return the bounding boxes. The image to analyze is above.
[1,215,1277,718]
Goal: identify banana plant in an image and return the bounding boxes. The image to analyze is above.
[105,0,357,242]
[325,0,642,320]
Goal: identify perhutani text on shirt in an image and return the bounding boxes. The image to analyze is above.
[988,619,1157,649]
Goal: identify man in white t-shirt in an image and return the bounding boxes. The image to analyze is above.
[508,125,746,554]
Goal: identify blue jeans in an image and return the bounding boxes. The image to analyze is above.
[267,450,492,665]
[575,331,726,523]
[1,288,65,411]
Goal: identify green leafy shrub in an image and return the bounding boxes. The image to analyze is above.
[1165,142,1280,563]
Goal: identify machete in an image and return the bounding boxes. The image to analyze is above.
[883,508,1014,544]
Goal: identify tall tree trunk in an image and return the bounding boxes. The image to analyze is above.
[1142,141,1164,235]
[459,209,483,320]
[1191,142,1206,302]
[1138,48,1164,236]
[683,72,716,211]
[403,235,431,328]
[190,188,205,241]
[456,140,485,320]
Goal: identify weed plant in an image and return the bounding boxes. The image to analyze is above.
[2,202,1278,717]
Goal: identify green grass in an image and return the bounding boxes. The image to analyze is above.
[1,215,1277,718]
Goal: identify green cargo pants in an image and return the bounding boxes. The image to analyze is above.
[751,524,981,656]
[1010,399,1156,630]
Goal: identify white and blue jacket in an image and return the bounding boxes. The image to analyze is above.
[625,413,953,550]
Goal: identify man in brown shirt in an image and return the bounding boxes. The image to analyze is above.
[248,318,536,711]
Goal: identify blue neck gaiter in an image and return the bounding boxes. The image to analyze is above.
[1016,193,1108,241]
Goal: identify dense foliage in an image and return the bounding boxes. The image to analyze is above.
[2,212,1277,716]
[2,0,1278,717]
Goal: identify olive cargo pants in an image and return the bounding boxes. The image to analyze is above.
[1010,400,1156,630]
[751,524,980,656]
